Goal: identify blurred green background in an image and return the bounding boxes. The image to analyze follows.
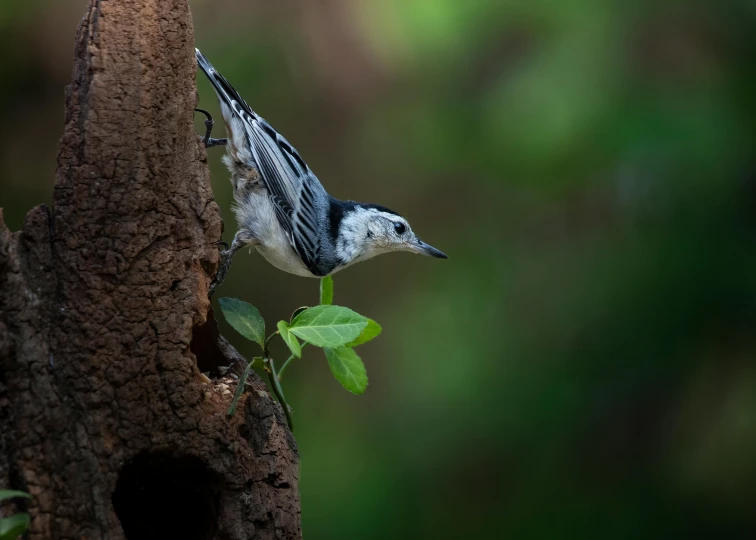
[2,0,756,538]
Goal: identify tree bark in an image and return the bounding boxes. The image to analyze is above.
[0,0,301,538]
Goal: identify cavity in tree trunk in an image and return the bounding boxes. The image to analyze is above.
[0,0,301,538]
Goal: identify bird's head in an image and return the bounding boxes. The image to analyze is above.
[336,204,447,265]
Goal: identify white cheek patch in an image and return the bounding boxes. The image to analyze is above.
[368,223,389,246]
[332,207,410,269]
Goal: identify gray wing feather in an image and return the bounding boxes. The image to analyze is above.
[234,103,324,270]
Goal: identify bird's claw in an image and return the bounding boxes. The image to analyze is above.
[194,108,228,148]
[209,250,231,298]
[209,240,241,298]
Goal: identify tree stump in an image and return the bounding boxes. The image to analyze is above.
[0,0,301,538]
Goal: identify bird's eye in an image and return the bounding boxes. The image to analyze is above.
[393,222,406,235]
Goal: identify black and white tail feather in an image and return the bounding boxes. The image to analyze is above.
[195,48,446,291]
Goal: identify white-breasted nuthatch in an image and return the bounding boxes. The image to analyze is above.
[194,49,447,294]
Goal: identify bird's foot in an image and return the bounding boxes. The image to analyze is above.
[194,108,228,148]
[208,233,260,298]
[209,247,235,298]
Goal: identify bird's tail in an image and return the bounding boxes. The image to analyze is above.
[195,48,256,120]
[195,47,267,169]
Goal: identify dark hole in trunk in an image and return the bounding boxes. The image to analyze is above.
[113,452,219,540]
[190,306,229,374]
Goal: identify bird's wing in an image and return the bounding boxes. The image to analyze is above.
[244,121,324,271]
[195,49,325,272]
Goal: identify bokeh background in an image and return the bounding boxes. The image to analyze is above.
[2,0,756,538]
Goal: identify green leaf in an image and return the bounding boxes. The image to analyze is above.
[0,491,30,502]
[0,513,30,540]
[289,305,367,348]
[218,298,265,349]
[277,321,301,358]
[324,347,368,394]
[290,306,309,322]
[346,318,382,347]
[250,357,265,369]
[320,275,334,305]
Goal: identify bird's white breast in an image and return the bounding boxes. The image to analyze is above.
[233,189,316,278]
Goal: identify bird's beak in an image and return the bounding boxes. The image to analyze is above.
[408,239,448,259]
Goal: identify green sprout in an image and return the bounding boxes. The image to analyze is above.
[218,275,382,431]
[0,490,31,540]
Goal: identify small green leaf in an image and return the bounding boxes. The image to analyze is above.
[347,318,382,347]
[0,513,30,539]
[320,275,334,305]
[277,321,301,358]
[219,298,265,349]
[227,359,257,417]
[289,305,367,348]
[0,491,31,502]
[324,347,368,394]
[290,306,309,322]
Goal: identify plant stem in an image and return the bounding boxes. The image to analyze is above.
[277,343,308,381]
[227,360,254,417]
[266,356,294,432]
[264,331,279,354]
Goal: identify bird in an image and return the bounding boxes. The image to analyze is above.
[194,48,447,295]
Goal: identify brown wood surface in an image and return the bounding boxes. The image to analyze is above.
[0,0,301,538]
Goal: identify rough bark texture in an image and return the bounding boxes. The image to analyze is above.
[0,0,301,538]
